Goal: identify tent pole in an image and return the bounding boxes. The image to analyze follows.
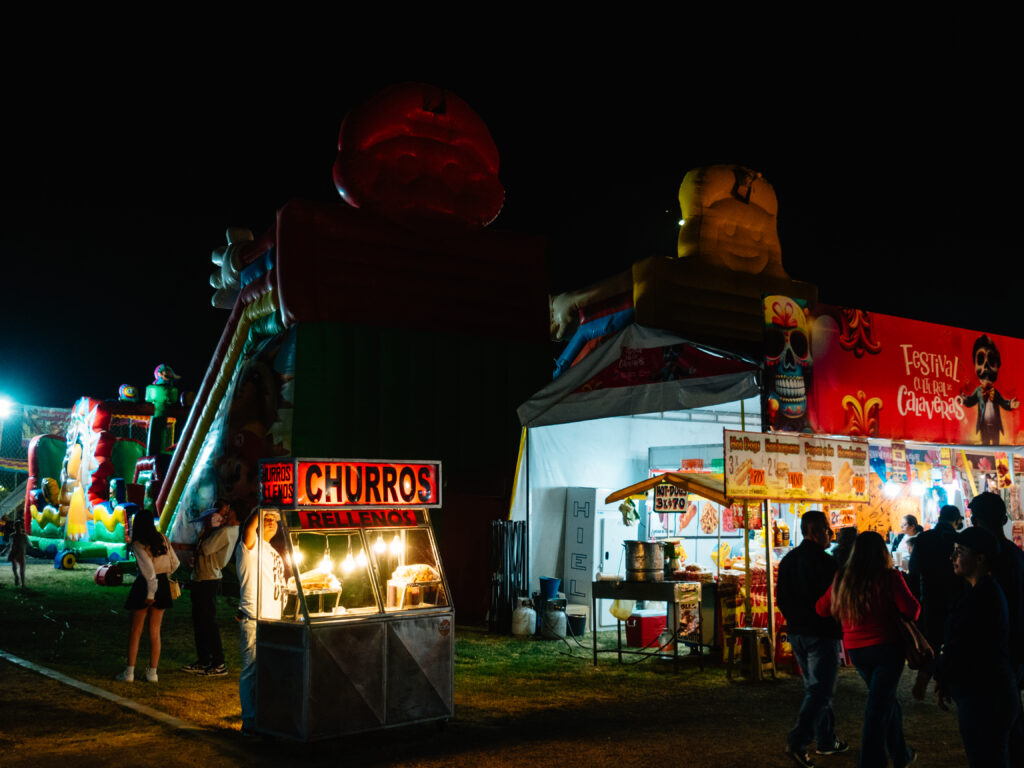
[743,500,751,624]
[716,500,722,581]
[765,498,776,651]
[525,429,531,597]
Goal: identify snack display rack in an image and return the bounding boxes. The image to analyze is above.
[253,457,453,740]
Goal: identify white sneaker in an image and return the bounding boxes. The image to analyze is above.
[115,667,134,682]
[144,667,158,682]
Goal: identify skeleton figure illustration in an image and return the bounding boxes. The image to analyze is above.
[763,296,813,432]
[959,334,1018,445]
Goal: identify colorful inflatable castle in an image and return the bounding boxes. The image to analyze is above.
[24,381,188,565]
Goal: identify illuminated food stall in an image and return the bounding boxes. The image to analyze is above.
[254,458,453,740]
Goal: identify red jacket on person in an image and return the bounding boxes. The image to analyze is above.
[815,569,920,650]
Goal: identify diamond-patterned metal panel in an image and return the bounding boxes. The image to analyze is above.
[386,615,454,723]
[307,621,387,737]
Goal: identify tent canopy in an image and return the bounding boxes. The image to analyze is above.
[517,324,759,428]
[605,472,734,508]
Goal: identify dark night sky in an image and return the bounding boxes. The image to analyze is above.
[1,49,1020,409]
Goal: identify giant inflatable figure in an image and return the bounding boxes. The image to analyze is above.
[157,84,548,625]
[332,82,504,233]
[676,165,788,278]
[548,165,813,377]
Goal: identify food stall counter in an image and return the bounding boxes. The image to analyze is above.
[254,458,453,740]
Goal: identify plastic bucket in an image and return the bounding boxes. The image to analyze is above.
[566,613,587,637]
[539,577,561,600]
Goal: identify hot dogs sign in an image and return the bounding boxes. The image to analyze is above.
[724,430,870,503]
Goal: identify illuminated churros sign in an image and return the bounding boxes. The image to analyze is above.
[259,459,442,530]
[297,461,439,507]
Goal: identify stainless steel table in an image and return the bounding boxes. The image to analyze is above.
[591,579,704,671]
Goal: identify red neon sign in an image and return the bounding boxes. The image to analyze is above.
[260,461,294,505]
[296,461,439,507]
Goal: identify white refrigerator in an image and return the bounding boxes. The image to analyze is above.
[563,487,635,629]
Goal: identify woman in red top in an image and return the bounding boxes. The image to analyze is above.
[816,531,920,768]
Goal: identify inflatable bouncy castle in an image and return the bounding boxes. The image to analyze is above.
[24,390,187,564]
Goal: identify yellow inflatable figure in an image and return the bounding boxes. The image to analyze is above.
[676,165,789,279]
[66,488,90,541]
[709,541,731,568]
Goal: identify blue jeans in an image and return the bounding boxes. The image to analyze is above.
[787,634,840,752]
[848,643,912,768]
[238,616,257,729]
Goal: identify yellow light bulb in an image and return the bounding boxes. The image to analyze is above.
[356,550,367,567]
[343,552,355,573]
[375,534,385,553]
[389,533,403,555]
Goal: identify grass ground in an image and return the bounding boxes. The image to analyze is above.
[0,561,978,767]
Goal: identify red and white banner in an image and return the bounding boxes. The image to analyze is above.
[764,297,1024,445]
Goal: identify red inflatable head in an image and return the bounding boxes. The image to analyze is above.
[333,82,504,233]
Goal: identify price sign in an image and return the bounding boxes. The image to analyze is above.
[724,430,869,504]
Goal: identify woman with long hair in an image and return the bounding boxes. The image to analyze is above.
[816,530,920,767]
[115,505,179,683]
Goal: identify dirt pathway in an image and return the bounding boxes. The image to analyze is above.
[2,653,972,768]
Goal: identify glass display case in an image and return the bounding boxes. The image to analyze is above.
[254,458,453,740]
[257,523,451,622]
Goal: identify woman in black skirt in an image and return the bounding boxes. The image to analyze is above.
[115,505,179,682]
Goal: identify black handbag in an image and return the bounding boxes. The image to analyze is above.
[896,614,934,670]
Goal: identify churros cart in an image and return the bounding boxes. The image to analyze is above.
[254,457,453,740]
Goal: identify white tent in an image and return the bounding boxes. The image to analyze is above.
[510,324,761,589]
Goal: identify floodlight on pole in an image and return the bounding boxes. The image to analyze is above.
[0,395,14,421]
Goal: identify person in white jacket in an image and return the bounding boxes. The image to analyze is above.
[115,505,180,683]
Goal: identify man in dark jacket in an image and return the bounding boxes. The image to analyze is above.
[907,504,964,700]
[778,510,846,768]
[909,504,964,654]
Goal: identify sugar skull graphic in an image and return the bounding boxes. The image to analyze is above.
[764,296,813,432]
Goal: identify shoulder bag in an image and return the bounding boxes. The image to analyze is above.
[891,572,933,669]
[896,615,933,669]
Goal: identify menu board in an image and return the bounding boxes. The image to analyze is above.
[724,430,870,503]
[653,483,688,512]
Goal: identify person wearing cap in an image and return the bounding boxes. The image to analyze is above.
[181,500,240,677]
[934,525,1018,767]
[236,507,285,734]
[908,505,964,659]
[964,492,1024,761]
